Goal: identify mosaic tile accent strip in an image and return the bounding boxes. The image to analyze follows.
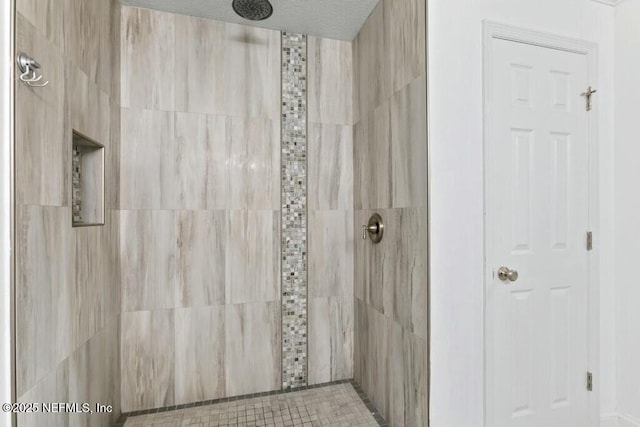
[117,381,387,427]
[281,32,308,390]
[72,145,82,223]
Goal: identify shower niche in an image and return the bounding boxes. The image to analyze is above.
[71,131,105,227]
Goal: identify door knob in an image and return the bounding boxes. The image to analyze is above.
[497,266,518,282]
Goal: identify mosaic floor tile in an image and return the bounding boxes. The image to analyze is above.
[122,383,383,427]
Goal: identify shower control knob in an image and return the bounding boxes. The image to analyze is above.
[497,266,518,282]
[362,224,379,239]
[362,213,384,244]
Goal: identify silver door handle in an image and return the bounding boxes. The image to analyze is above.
[497,266,518,282]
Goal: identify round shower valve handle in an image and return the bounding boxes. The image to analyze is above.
[362,214,384,244]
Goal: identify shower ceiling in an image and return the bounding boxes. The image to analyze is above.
[119,0,379,40]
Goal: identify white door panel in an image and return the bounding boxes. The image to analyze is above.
[486,38,590,427]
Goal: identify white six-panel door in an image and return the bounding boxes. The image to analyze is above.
[486,37,591,427]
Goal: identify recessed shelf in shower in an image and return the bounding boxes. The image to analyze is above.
[72,131,105,227]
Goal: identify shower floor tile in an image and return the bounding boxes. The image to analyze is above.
[121,382,385,427]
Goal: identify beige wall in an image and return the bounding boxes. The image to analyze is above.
[14,0,122,425]
[352,0,429,425]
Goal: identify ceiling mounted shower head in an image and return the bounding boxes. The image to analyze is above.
[232,0,274,21]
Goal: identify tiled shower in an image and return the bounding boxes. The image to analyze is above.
[12,0,428,426]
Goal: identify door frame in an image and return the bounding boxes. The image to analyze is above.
[0,0,15,425]
[482,21,599,427]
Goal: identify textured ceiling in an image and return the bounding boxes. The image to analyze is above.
[119,0,379,41]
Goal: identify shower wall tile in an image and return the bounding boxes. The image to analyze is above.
[355,208,428,339]
[174,15,226,115]
[102,210,122,318]
[308,210,353,298]
[355,77,429,211]
[390,75,428,209]
[65,0,114,95]
[18,316,121,427]
[65,61,111,147]
[120,108,175,209]
[176,210,226,307]
[70,216,120,349]
[384,0,427,94]
[106,102,121,210]
[15,0,121,422]
[353,102,391,211]
[353,2,389,120]
[175,113,226,210]
[225,23,281,120]
[121,310,175,412]
[225,210,280,304]
[68,316,121,427]
[110,315,123,418]
[17,358,70,427]
[305,33,355,393]
[356,300,390,418]
[121,6,175,111]
[15,14,67,207]
[353,298,365,384]
[390,207,428,337]
[120,210,177,312]
[118,5,357,410]
[308,123,353,211]
[308,296,354,385]
[353,0,425,119]
[110,1,122,102]
[225,116,280,211]
[353,0,428,422]
[356,313,427,427]
[401,331,429,427]
[16,0,64,51]
[119,6,287,410]
[18,324,120,427]
[355,209,388,316]
[225,302,281,397]
[107,315,125,423]
[71,226,106,350]
[175,306,226,404]
[386,321,407,427]
[308,37,353,126]
[16,205,72,396]
[353,216,365,303]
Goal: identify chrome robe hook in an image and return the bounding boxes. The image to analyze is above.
[16,52,49,87]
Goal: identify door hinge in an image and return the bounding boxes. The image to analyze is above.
[581,86,597,111]
[587,231,593,251]
[587,372,593,391]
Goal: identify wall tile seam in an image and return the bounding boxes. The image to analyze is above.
[352,71,428,120]
[119,301,285,313]
[17,314,120,399]
[120,106,283,120]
